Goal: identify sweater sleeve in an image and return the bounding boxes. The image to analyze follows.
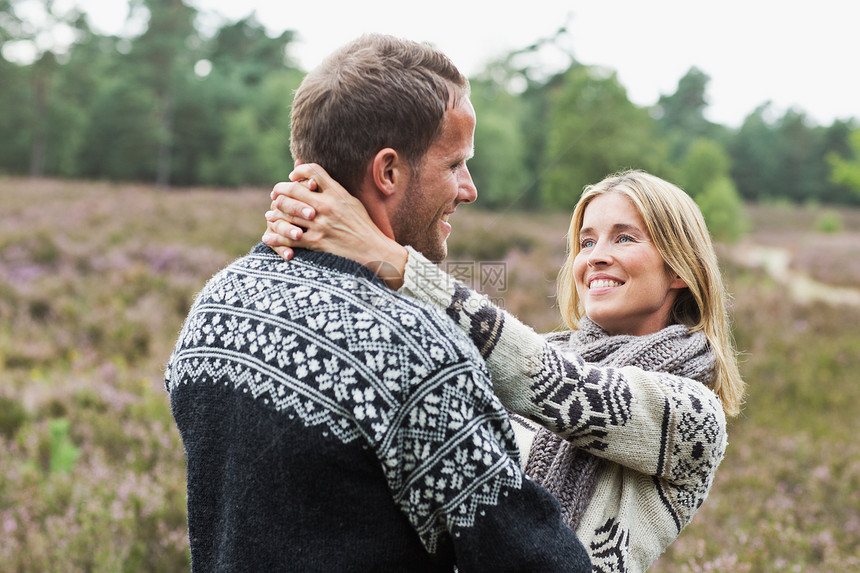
[399,247,727,490]
[388,357,591,572]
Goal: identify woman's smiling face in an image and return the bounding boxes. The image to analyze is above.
[573,192,688,336]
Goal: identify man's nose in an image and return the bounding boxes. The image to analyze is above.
[458,168,478,204]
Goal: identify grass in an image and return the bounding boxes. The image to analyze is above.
[1,177,859,571]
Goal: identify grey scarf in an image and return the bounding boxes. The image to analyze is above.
[523,317,716,530]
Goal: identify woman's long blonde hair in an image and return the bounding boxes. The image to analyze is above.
[556,170,745,417]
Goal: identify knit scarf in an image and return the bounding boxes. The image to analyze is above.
[523,317,716,530]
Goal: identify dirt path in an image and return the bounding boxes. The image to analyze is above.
[730,245,860,307]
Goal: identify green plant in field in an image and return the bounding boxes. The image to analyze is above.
[678,139,748,243]
[827,128,860,197]
[0,394,28,438]
[49,417,80,474]
[814,210,843,233]
[696,176,749,243]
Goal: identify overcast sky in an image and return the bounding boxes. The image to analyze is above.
[74,0,860,128]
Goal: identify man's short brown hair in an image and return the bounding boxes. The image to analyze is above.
[290,34,469,193]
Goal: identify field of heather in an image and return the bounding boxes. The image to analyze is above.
[1,177,859,571]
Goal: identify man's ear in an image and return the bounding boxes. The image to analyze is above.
[371,148,409,197]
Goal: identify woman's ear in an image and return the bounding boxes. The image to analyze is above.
[371,148,409,197]
[670,274,688,290]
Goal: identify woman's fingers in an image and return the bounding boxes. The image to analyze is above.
[289,163,345,197]
[270,244,295,261]
[265,163,385,265]
[265,164,343,264]
[265,193,311,244]
[270,218,304,241]
[263,222,298,246]
[268,195,315,223]
[284,163,356,206]
[271,181,317,219]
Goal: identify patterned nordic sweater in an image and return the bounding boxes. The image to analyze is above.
[399,247,728,573]
[165,245,591,573]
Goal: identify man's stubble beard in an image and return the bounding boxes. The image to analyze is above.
[389,174,448,263]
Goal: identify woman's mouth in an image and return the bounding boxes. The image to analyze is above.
[589,279,623,289]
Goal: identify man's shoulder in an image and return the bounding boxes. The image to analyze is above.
[383,290,487,367]
[325,265,487,371]
[196,245,484,367]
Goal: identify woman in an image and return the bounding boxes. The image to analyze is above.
[263,166,744,572]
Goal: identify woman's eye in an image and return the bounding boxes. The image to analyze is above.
[618,235,633,243]
[581,239,596,248]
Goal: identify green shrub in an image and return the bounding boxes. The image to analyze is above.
[0,394,27,437]
[696,176,749,243]
[49,418,80,474]
[814,209,843,233]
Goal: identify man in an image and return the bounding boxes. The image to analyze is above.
[166,34,590,572]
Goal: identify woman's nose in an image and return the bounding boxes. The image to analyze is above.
[587,241,612,266]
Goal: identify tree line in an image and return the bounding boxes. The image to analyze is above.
[2,0,859,223]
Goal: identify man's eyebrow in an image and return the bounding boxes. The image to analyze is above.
[457,148,474,163]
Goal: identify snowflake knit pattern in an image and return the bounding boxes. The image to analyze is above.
[166,245,590,572]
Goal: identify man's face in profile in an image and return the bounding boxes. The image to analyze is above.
[390,99,478,262]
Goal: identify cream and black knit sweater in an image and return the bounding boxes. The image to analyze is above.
[400,247,728,573]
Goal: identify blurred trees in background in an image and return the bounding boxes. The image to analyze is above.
[0,0,301,187]
[827,126,860,199]
[1,0,858,219]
